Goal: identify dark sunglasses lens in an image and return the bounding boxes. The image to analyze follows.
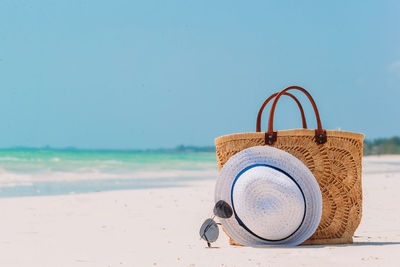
[214,200,233,218]
[199,218,219,243]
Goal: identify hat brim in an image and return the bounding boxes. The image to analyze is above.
[215,146,322,246]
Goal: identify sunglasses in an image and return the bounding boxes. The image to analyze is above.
[199,200,233,247]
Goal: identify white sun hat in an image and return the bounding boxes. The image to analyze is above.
[215,146,322,246]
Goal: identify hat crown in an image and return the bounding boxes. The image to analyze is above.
[215,146,322,246]
[232,165,305,241]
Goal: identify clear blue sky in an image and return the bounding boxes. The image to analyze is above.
[0,1,399,149]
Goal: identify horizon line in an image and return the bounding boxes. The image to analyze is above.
[0,145,216,152]
[0,136,398,152]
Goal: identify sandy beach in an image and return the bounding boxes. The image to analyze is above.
[1,0,398,265]
[0,155,399,267]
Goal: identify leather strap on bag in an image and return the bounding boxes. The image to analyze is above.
[256,92,308,132]
[266,85,327,145]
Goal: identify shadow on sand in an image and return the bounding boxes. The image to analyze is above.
[298,241,400,248]
[209,240,400,249]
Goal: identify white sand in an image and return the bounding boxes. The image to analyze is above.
[0,156,399,266]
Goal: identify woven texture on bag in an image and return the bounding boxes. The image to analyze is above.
[215,129,364,245]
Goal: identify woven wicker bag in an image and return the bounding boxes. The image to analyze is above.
[215,86,364,245]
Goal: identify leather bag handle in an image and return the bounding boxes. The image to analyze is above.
[266,85,327,145]
[256,92,308,132]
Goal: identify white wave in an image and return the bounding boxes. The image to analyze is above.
[363,155,400,174]
[0,167,218,187]
[0,157,27,162]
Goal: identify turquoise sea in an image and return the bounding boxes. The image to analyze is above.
[2,149,399,199]
[0,149,218,198]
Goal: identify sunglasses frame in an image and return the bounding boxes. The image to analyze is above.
[199,200,232,247]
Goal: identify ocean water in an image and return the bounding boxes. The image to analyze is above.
[0,149,218,198]
[2,149,398,198]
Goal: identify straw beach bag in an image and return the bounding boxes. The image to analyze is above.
[215,85,364,245]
